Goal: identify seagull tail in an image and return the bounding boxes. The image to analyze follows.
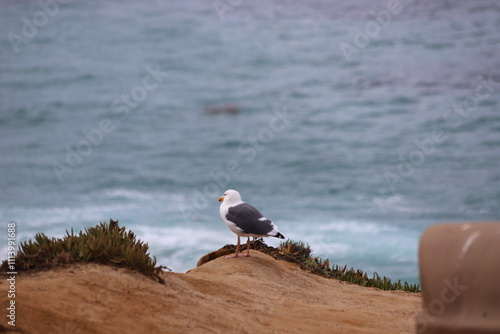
[275,232,285,239]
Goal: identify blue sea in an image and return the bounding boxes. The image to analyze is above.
[1,0,499,284]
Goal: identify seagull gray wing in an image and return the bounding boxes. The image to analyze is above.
[225,203,274,236]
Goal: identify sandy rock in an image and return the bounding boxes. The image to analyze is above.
[0,251,420,333]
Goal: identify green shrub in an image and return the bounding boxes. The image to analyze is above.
[0,220,167,283]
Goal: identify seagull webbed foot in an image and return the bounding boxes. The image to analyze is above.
[223,252,250,259]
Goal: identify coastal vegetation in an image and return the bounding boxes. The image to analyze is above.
[0,219,167,283]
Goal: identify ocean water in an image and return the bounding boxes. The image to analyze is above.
[1,0,499,284]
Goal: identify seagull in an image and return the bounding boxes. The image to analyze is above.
[218,189,284,258]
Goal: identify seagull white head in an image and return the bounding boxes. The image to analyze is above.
[218,189,242,205]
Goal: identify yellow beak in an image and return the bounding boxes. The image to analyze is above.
[218,197,224,202]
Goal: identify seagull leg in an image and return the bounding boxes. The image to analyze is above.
[223,236,252,258]
[244,237,251,257]
[235,236,241,256]
[224,236,241,258]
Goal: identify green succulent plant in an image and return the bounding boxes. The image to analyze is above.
[0,220,167,283]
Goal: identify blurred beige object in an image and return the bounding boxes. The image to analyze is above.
[204,104,240,115]
[416,222,500,334]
